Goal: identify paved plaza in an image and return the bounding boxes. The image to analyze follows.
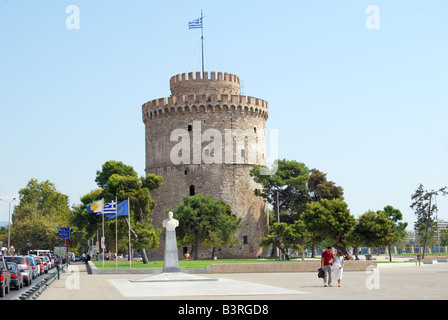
[37,261,448,301]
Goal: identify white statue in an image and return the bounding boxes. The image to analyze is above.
[162,211,180,272]
[163,211,179,231]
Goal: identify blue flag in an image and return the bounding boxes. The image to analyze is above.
[107,200,129,220]
[188,17,202,29]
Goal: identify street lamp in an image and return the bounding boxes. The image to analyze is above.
[0,197,17,252]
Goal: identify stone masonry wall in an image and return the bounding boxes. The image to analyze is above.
[142,72,270,260]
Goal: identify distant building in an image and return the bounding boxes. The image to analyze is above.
[406,230,415,242]
[437,219,448,230]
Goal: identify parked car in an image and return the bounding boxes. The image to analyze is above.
[26,256,39,279]
[34,257,44,276]
[0,256,11,297]
[42,253,54,269]
[4,256,32,286]
[38,256,49,273]
[7,262,23,290]
[53,254,62,265]
[42,256,51,271]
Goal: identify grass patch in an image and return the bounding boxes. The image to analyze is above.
[91,257,315,270]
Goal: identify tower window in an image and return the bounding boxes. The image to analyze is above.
[243,236,248,245]
[189,185,195,196]
[241,149,245,158]
[254,127,257,133]
[204,149,210,157]
[188,124,192,132]
[184,169,188,175]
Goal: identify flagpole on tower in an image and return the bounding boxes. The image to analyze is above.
[188,12,205,77]
[201,10,204,78]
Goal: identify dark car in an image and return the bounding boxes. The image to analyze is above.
[0,256,11,297]
[7,262,23,290]
[53,254,62,265]
[4,256,32,286]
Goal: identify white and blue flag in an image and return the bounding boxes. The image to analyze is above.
[107,200,129,220]
[101,199,117,216]
[87,199,104,214]
[188,17,202,29]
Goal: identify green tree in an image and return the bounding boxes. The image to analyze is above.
[301,199,356,255]
[353,210,395,255]
[174,194,241,260]
[308,169,344,202]
[410,184,447,259]
[258,220,307,260]
[95,160,137,189]
[72,161,163,263]
[307,169,344,257]
[250,159,310,221]
[378,205,408,261]
[440,229,448,247]
[10,179,71,253]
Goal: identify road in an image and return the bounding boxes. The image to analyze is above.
[1,264,62,300]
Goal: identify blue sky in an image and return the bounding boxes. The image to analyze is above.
[0,0,447,230]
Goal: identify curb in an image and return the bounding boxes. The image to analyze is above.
[16,265,67,300]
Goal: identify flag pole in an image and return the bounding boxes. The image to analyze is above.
[102,198,105,269]
[201,10,204,78]
[128,197,131,269]
[115,197,118,269]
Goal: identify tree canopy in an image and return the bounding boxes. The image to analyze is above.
[9,179,71,253]
[410,184,447,258]
[72,160,163,263]
[301,198,356,254]
[173,194,241,260]
[250,159,310,218]
[353,210,395,254]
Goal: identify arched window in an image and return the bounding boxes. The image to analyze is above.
[189,185,195,196]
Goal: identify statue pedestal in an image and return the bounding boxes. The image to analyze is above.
[163,230,180,273]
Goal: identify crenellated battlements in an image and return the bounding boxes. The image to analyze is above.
[142,93,268,122]
[170,71,240,85]
[170,71,240,96]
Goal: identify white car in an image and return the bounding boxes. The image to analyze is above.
[40,256,52,270]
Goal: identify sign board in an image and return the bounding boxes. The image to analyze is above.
[58,227,70,241]
[54,246,67,258]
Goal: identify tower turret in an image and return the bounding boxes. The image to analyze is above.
[142,71,269,259]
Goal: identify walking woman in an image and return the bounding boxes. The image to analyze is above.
[333,251,345,287]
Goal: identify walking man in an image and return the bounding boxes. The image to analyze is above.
[321,246,335,287]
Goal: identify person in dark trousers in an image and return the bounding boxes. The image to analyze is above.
[321,246,335,287]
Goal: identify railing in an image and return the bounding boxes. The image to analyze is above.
[16,264,67,300]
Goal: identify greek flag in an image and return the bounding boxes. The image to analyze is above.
[107,200,129,220]
[102,199,117,216]
[188,17,202,29]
